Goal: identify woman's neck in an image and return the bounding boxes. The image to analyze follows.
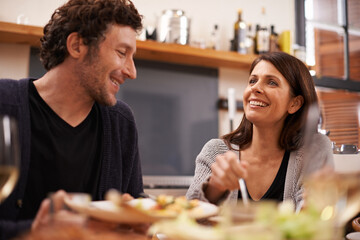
[244,125,284,162]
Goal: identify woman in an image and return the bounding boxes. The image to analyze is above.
[186,52,334,210]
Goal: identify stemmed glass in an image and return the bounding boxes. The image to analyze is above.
[0,115,20,203]
[302,104,360,237]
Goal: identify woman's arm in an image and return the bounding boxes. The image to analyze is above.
[186,139,227,202]
[186,139,247,205]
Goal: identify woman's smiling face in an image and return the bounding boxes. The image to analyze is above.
[243,60,300,128]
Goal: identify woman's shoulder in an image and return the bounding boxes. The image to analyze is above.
[291,133,333,164]
[312,133,334,160]
[201,138,230,154]
[294,133,332,153]
[313,133,332,145]
[204,138,227,148]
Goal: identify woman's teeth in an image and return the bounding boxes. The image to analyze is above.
[250,100,268,107]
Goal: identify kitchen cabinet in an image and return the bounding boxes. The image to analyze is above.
[0,21,256,70]
[318,90,360,147]
[309,0,360,81]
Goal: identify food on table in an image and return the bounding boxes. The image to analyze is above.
[150,200,338,240]
[149,213,223,240]
[131,195,200,217]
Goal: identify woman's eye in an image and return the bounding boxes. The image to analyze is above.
[269,80,278,86]
[249,79,257,85]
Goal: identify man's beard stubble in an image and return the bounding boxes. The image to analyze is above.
[76,52,117,107]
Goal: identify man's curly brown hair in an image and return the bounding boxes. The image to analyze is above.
[40,0,143,70]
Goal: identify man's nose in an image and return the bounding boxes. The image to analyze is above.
[123,58,136,79]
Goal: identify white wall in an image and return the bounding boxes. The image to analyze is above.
[0,0,295,136]
[0,43,30,80]
[133,0,294,52]
[0,0,295,50]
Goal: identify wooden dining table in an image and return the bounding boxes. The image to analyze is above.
[16,216,159,240]
[15,197,357,240]
[16,213,357,240]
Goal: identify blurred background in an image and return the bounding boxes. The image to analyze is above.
[0,0,359,194]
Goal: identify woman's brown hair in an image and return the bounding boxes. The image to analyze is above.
[40,0,143,70]
[223,52,318,151]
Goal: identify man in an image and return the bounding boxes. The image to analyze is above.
[0,0,143,238]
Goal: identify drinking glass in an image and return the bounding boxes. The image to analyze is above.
[304,169,360,237]
[0,115,20,203]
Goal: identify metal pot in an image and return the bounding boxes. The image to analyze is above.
[157,9,190,45]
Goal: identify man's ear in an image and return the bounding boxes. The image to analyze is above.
[288,95,304,114]
[66,32,87,59]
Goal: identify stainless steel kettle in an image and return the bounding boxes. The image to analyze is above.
[157,9,190,45]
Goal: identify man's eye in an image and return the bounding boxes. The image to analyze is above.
[117,50,126,56]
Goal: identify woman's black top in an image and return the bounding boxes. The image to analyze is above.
[238,151,290,202]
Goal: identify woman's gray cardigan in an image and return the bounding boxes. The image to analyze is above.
[186,134,334,210]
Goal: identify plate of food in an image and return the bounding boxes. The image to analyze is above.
[65,192,219,224]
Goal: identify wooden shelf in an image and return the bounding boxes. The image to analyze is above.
[0,21,257,69]
[136,40,256,69]
[0,21,43,47]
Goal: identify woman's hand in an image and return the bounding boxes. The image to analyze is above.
[205,151,248,203]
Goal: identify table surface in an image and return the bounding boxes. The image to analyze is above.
[16,206,358,240]
[18,219,155,240]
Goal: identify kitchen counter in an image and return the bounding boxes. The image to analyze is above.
[0,21,256,69]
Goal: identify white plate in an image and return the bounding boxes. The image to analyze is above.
[65,199,158,224]
[65,198,218,224]
[126,198,219,219]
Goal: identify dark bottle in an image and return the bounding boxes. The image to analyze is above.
[254,24,260,54]
[233,9,247,54]
[269,25,280,52]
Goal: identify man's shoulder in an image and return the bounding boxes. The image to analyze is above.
[0,78,30,89]
[105,100,135,123]
[0,78,20,89]
[0,78,29,101]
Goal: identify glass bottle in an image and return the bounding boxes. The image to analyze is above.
[233,9,247,54]
[269,25,280,52]
[245,23,254,54]
[208,24,220,50]
[254,24,260,54]
[257,27,270,54]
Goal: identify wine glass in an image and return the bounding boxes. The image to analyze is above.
[335,172,360,227]
[0,115,20,203]
[304,169,360,237]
